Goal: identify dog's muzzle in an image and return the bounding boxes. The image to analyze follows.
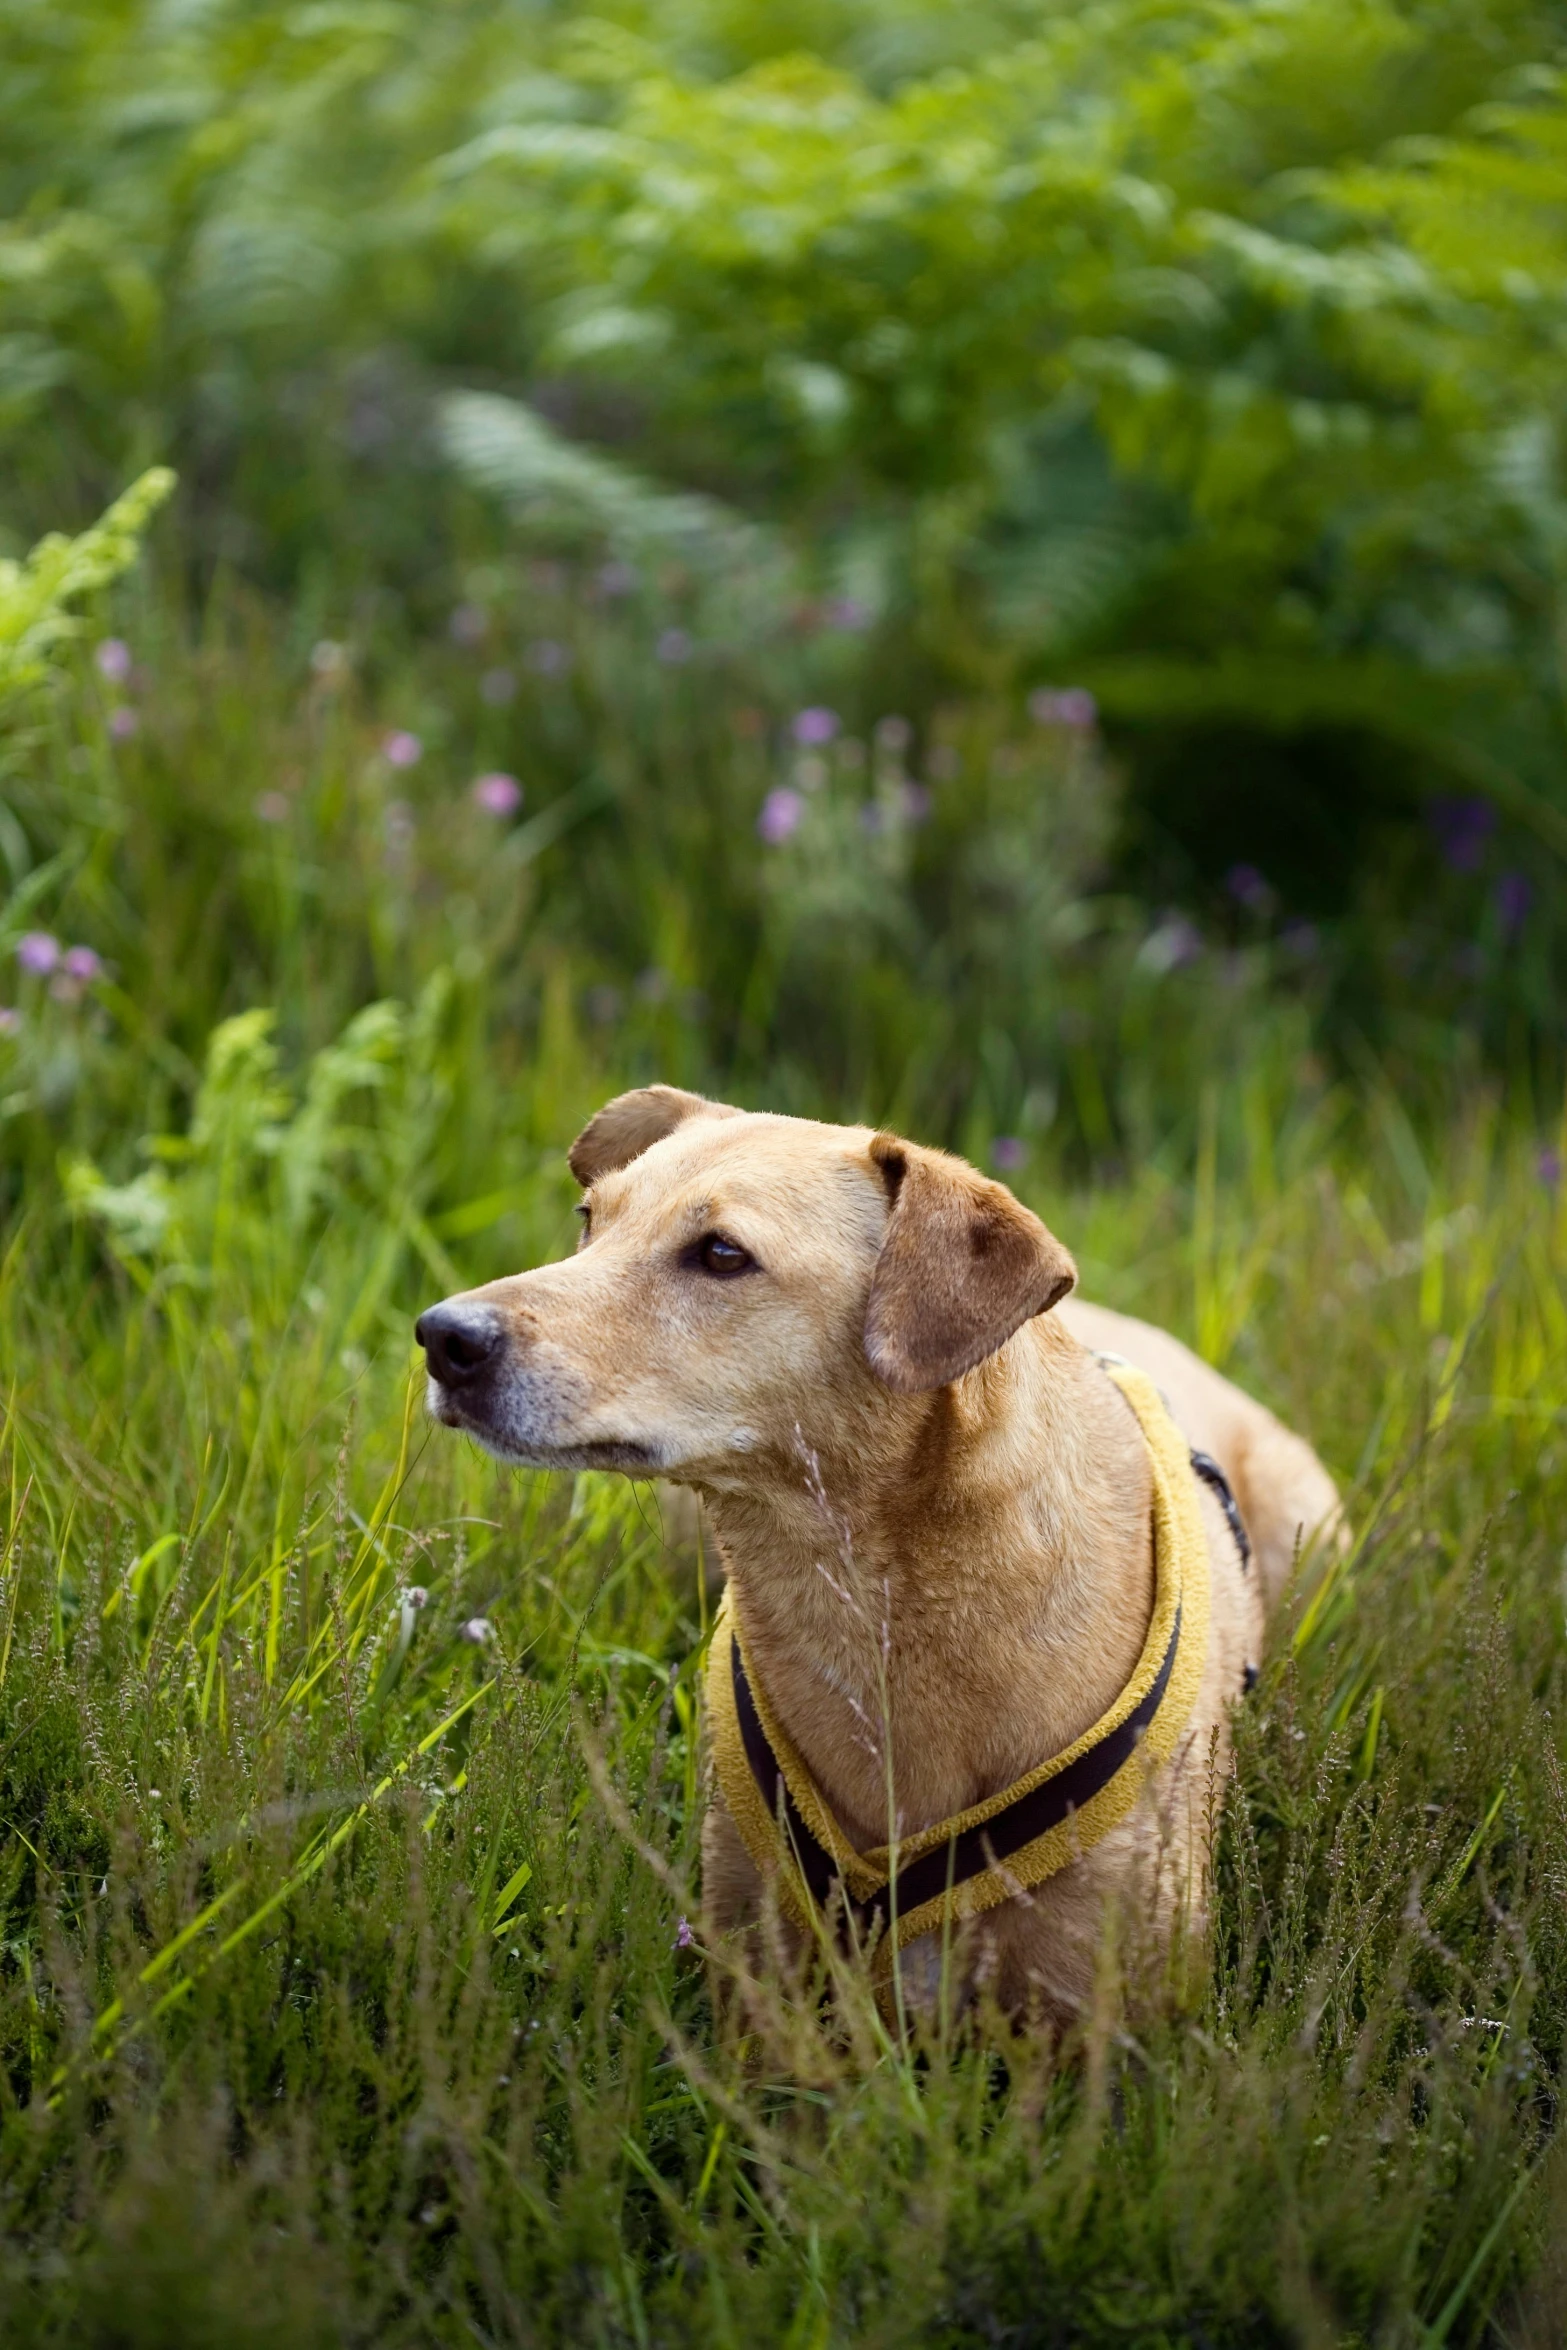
[415,1299,504,1392]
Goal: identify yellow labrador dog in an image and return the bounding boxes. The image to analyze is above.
[417,1088,1340,2021]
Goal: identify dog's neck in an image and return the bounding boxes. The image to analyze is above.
[699,1322,1155,1850]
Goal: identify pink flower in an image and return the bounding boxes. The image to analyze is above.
[472,772,522,818]
[16,932,60,976]
[792,706,840,746]
[383,730,423,769]
[757,788,804,845]
[62,946,102,982]
[95,638,132,684]
[108,707,139,741]
[460,1616,494,1644]
[254,792,289,824]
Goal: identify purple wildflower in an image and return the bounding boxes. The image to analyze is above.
[526,639,569,677]
[472,772,523,818]
[656,628,693,666]
[1226,862,1274,914]
[1495,871,1532,933]
[1428,795,1495,873]
[404,1586,429,1610]
[1539,1146,1563,1189]
[598,560,637,598]
[62,946,102,983]
[108,706,139,741]
[1028,687,1098,729]
[383,730,422,769]
[792,706,840,747]
[480,667,517,706]
[460,1617,493,1644]
[16,932,60,976]
[991,1137,1027,1173]
[254,792,289,824]
[448,603,487,646]
[674,1916,696,1950]
[757,788,804,845]
[95,638,132,684]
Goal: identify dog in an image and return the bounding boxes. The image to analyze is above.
[416,1087,1341,2023]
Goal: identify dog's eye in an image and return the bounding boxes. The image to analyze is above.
[698,1233,753,1279]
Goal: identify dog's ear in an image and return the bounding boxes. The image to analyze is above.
[864,1134,1076,1392]
[568,1086,741,1186]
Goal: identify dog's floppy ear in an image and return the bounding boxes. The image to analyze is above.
[864,1134,1076,1392]
[568,1086,741,1185]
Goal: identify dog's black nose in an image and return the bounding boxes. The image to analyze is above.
[415,1300,503,1389]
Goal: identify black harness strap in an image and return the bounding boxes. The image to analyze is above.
[731,1595,1182,1935]
[730,1631,878,1939]
[731,1441,1253,1937]
[1189,1450,1251,1572]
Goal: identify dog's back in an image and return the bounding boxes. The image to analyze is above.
[1058,1297,1344,1610]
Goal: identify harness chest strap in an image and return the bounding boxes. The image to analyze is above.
[705,1362,1215,1957]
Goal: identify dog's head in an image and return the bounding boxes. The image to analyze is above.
[415,1088,1076,1484]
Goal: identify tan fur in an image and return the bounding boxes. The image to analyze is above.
[418,1092,1342,2025]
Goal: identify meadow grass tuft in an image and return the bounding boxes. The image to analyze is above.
[2,961,1565,2340]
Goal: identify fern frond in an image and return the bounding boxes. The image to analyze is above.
[0,469,176,714]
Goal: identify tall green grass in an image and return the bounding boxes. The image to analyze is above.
[3,937,1567,2340]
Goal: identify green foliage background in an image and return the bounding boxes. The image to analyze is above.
[5,0,1567,1088]
[3,3,1567,2342]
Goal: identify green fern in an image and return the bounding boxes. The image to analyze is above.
[0,469,174,716]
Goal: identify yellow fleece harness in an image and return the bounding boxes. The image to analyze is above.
[706,1363,1214,1960]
